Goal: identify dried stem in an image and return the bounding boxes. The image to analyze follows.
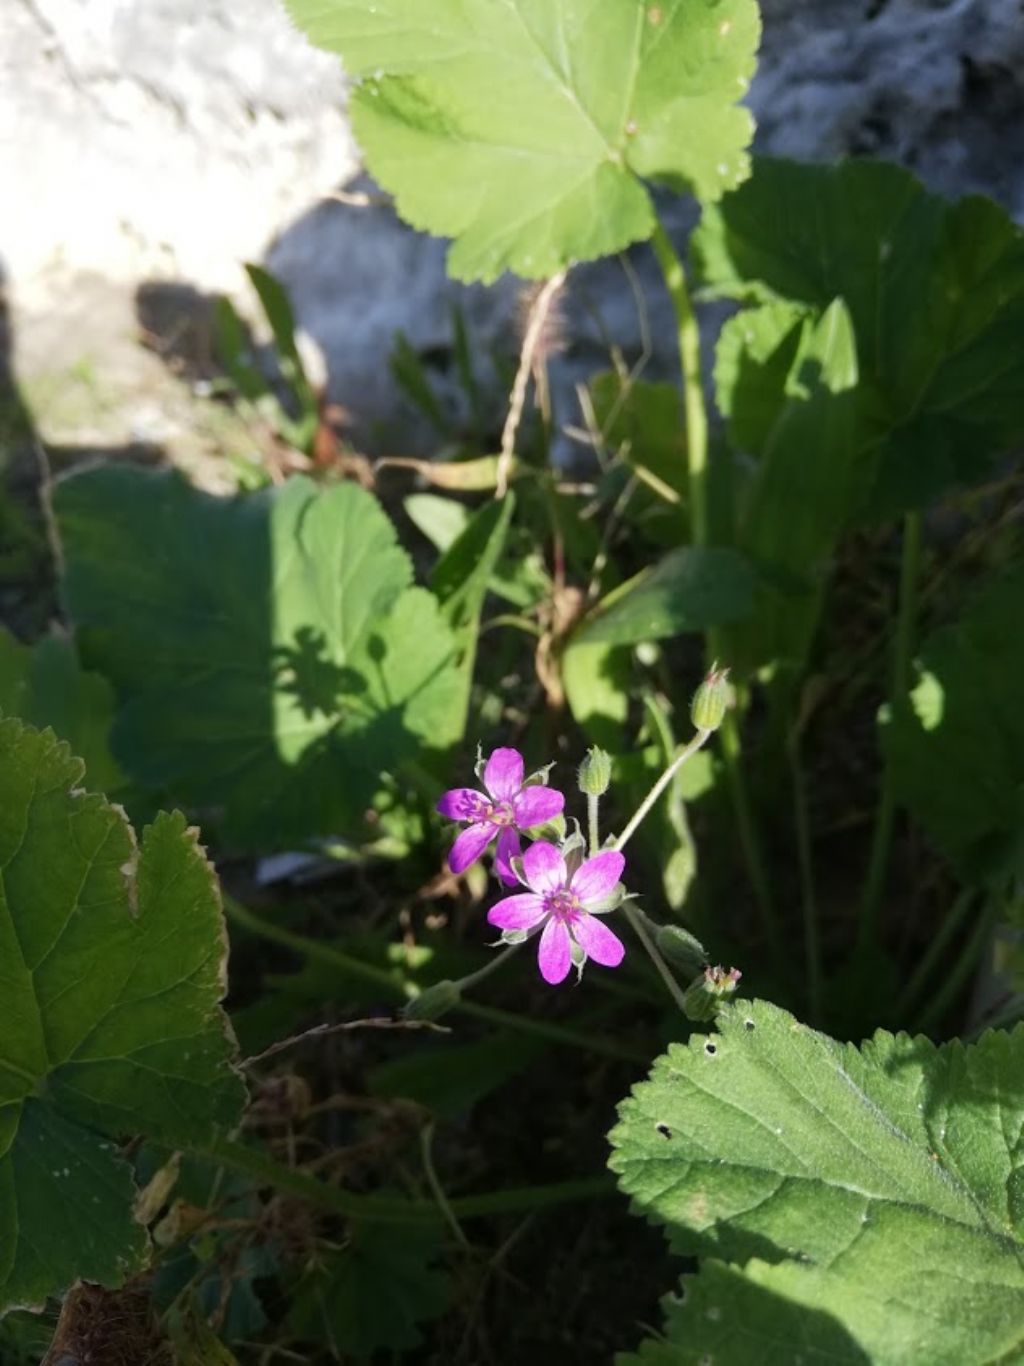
[495,270,568,497]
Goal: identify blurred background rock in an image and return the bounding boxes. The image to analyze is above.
[2,0,1022,472]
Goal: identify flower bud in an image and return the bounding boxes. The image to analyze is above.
[577,746,613,797]
[403,979,461,1022]
[655,923,709,977]
[690,666,731,733]
[682,964,741,1022]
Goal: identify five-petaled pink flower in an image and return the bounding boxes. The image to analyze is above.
[487,840,626,985]
[437,747,565,886]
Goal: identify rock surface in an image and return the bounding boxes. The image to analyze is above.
[3,0,1023,457]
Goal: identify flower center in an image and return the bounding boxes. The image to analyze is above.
[544,889,582,923]
[485,801,515,827]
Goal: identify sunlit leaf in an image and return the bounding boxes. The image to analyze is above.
[286,0,761,281]
[610,998,1024,1365]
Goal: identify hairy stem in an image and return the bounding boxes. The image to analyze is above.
[202,1136,612,1224]
[913,892,1000,1034]
[787,735,821,1022]
[224,898,645,1063]
[650,212,777,948]
[613,728,711,853]
[621,901,691,1015]
[858,511,923,953]
[649,219,708,543]
[894,887,976,1020]
[587,792,600,855]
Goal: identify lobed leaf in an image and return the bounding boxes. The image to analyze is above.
[696,157,1024,518]
[0,718,245,1313]
[285,0,761,281]
[53,466,461,848]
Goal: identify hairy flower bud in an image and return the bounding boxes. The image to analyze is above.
[655,923,709,977]
[577,746,613,797]
[682,964,741,1022]
[690,666,731,733]
[403,980,461,1022]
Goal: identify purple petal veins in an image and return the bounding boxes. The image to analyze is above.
[483,747,525,802]
[538,918,572,984]
[437,748,565,879]
[570,850,625,905]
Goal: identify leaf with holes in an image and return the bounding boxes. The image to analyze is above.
[0,717,245,1313]
[53,466,461,848]
[285,0,761,281]
[609,999,1024,1365]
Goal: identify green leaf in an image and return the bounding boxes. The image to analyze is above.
[405,494,472,554]
[0,718,245,1312]
[53,466,460,848]
[0,626,124,794]
[562,638,632,752]
[881,565,1024,883]
[610,999,1024,1365]
[287,1219,449,1359]
[573,546,756,647]
[694,157,1024,516]
[430,494,515,746]
[713,299,809,454]
[243,262,317,421]
[589,370,687,544]
[285,0,761,282]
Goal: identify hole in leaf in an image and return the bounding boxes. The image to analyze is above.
[704,1041,717,1056]
[744,1018,755,1030]
[655,1122,672,1139]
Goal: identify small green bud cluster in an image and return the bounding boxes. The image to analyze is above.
[690,666,731,733]
[682,964,742,1022]
[655,923,709,977]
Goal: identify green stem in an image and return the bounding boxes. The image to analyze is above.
[894,887,976,1021]
[613,728,711,852]
[224,898,646,1064]
[202,1136,612,1223]
[587,792,600,855]
[787,736,821,1023]
[858,511,923,953]
[651,213,776,952]
[649,218,708,544]
[715,700,782,968]
[912,893,998,1034]
[621,902,691,1016]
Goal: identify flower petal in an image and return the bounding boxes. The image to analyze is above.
[448,822,496,874]
[494,827,523,887]
[572,912,625,968]
[487,894,547,931]
[537,918,572,984]
[483,747,525,801]
[522,840,567,895]
[436,787,487,821]
[571,850,625,905]
[512,785,565,829]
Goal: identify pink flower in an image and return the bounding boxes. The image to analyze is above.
[487,840,626,985]
[437,747,564,886]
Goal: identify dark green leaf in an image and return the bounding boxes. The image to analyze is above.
[694,157,1024,516]
[573,546,756,647]
[0,718,245,1312]
[881,564,1024,883]
[54,466,460,848]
